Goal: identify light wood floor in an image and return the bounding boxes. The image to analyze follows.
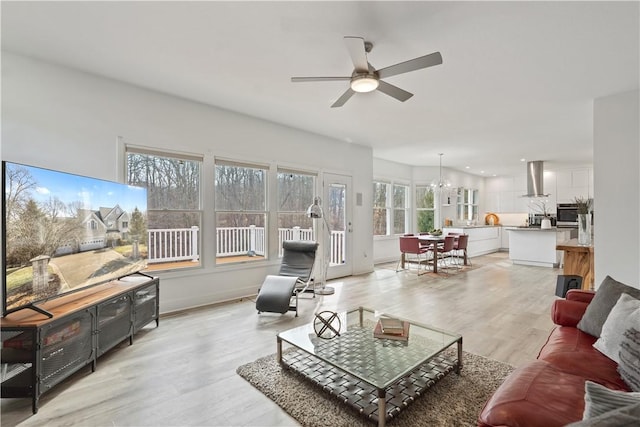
[2,252,560,427]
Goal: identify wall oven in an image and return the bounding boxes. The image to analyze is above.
[556,203,579,227]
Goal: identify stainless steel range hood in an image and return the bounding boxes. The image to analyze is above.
[524,161,550,197]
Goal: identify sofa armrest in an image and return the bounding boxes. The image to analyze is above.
[566,289,596,303]
[551,299,590,327]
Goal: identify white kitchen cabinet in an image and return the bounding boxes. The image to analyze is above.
[443,226,501,257]
[555,168,593,203]
[500,226,510,250]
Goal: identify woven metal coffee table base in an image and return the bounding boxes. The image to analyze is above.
[281,348,458,424]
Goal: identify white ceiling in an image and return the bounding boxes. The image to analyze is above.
[2,1,638,176]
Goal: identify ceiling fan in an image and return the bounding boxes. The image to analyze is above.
[291,36,443,108]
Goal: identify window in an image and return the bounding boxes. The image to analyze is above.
[373,181,410,236]
[215,160,267,264]
[393,184,409,235]
[457,187,479,222]
[373,181,390,236]
[277,170,315,255]
[416,185,435,232]
[127,147,202,270]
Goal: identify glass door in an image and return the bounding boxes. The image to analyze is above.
[323,173,352,279]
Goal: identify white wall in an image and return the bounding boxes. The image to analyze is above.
[1,52,375,313]
[594,89,640,289]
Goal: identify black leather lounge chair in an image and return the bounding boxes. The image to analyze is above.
[255,240,319,317]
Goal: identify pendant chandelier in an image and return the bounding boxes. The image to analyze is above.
[430,153,452,196]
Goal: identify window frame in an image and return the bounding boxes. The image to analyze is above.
[415,184,436,233]
[373,181,391,236]
[276,168,317,256]
[456,187,479,222]
[126,145,203,272]
[392,183,410,235]
[214,158,269,265]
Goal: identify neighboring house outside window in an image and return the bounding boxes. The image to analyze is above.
[127,147,202,270]
[215,159,267,264]
[277,169,315,254]
[416,185,436,232]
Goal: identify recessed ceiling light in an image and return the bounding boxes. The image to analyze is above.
[520,158,526,162]
[493,174,497,177]
[465,166,470,169]
[480,170,485,174]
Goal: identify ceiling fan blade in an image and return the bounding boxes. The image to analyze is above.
[377,80,413,102]
[377,52,443,79]
[291,76,351,82]
[344,36,369,73]
[331,88,356,108]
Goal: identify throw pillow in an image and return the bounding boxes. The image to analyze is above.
[593,294,640,363]
[577,276,640,338]
[618,327,640,392]
[582,380,640,419]
[566,402,640,427]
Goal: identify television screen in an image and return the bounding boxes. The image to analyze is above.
[2,161,148,316]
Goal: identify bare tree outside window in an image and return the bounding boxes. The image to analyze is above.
[373,181,389,236]
[393,184,409,235]
[277,171,315,250]
[127,150,202,270]
[215,162,267,263]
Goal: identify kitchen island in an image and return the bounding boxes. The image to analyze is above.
[505,227,571,268]
[556,239,594,290]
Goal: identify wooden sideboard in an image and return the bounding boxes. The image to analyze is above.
[556,239,594,290]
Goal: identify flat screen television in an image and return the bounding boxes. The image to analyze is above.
[2,161,148,317]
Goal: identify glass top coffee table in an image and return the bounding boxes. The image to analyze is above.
[277,307,462,426]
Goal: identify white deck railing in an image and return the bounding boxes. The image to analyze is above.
[147,226,345,265]
[147,226,200,263]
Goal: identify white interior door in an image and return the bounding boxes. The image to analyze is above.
[323,173,352,279]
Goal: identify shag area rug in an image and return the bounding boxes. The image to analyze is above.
[236,349,513,427]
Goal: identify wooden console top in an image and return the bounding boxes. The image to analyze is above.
[1,275,157,327]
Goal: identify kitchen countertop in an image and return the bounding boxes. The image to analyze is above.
[503,226,565,232]
[444,225,501,229]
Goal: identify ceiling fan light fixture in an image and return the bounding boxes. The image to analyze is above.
[350,75,379,93]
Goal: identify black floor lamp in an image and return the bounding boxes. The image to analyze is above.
[306,197,335,295]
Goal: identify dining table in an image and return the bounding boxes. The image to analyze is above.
[417,234,446,273]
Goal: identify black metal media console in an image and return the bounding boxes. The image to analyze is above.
[1,275,159,413]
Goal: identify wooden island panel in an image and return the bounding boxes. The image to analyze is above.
[556,239,594,290]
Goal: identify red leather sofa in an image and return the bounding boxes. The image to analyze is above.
[478,289,631,426]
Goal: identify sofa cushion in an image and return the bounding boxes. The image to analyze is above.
[593,294,640,363]
[618,327,640,391]
[577,276,640,338]
[478,360,586,427]
[582,380,640,418]
[537,326,630,391]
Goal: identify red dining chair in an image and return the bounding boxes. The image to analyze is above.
[452,234,470,268]
[395,236,429,275]
[429,235,455,272]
